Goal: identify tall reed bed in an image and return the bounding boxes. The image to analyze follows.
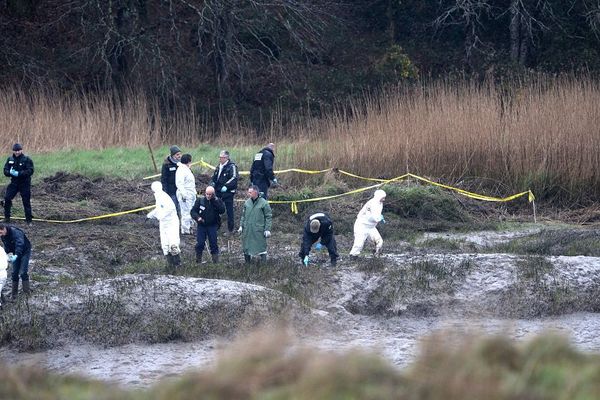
[0,77,598,202]
[304,77,600,203]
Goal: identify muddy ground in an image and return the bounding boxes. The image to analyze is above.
[1,173,599,353]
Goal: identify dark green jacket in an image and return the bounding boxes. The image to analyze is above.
[240,197,272,256]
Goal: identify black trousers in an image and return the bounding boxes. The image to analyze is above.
[254,180,270,199]
[4,182,32,222]
[217,193,235,232]
[299,231,339,262]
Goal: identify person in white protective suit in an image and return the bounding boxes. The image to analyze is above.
[349,189,386,257]
[0,246,7,308]
[175,154,197,235]
[147,181,181,271]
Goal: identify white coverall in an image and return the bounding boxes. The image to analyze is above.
[350,189,386,256]
[0,247,6,306]
[175,163,197,234]
[147,181,181,256]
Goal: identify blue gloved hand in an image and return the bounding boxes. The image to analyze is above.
[315,242,323,250]
[272,178,278,185]
[220,186,227,193]
[303,256,309,266]
[8,254,17,263]
[379,215,386,224]
[9,168,18,177]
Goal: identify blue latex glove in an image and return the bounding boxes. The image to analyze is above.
[315,242,323,250]
[379,215,386,224]
[8,254,17,263]
[220,186,227,193]
[303,256,309,266]
[9,168,18,177]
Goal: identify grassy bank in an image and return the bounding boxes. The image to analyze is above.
[1,76,598,203]
[2,331,599,399]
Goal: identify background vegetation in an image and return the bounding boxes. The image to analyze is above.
[2,330,600,399]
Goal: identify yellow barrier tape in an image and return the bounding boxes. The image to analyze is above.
[16,205,156,224]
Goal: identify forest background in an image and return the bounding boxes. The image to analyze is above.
[1,0,599,205]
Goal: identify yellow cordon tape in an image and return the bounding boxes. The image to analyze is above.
[17,205,156,224]
[32,164,533,222]
[267,173,535,214]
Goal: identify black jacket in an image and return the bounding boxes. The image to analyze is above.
[1,226,31,257]
[3,154,34,185]
[250,147,275,186]
[190,196,225,227]
[210,161,238,196]
[160,156,178,196]
[303,213,334,242]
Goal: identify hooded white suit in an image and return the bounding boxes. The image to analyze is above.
[175,163,197,234]
[350,189,386,256]
[0,247,7,306]
[147,181,180,256]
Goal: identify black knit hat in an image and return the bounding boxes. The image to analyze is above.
[170,145,181,156]
[12,143,22,151]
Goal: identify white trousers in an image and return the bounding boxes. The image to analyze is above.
[177,190,196,234]
[350,226,383,256]
[160,218,181,256]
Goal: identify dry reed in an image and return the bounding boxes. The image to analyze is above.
[1,76,598,202]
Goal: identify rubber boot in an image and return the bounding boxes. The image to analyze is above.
[22,280,31,295]
[244,254,252,264]
[10,280,18,301]
[195,252,203,264]
[258,254,267,264]
[211,254,219,263]
[172,254,181,268]
[165,255,174,274]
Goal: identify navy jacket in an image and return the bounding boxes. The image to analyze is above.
[191,196,225,227]
[1,226,31,257]
[211,161,239,196]
[160,156,179,196]
[3,154,34,185]
[250,147,275,186]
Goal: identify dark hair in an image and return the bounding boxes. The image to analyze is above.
[248,184,260,192]
[181,154,192,164]
[0,223,8,231]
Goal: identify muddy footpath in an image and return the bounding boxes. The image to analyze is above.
[1,173,600,387]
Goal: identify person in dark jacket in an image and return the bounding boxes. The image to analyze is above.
[298,212,339,267]
[3,143,34,224]
[190,186,225,263]
[161,145,182,216]
[250,143,277,199]
[0,223,32,300]
[210,150,238,234]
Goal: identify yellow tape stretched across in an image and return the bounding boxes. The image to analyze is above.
[16,205,156,224]
[268,173,534,214]
[35,165,532,221]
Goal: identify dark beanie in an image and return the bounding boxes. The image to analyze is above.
[170,145,181,156]
[12,143,23,151]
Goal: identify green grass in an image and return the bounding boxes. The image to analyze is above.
[29,143,301,183]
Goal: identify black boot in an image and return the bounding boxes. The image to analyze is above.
[172,254,181,268]
[22,280,31,295]
[211,254,219,263]
[195,252,203,264]
[244,254,252,264]
[10,280,18,301]
[165,255,174,273]
[258,254,267,264]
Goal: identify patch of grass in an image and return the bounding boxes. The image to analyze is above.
[384,184,468,222]
[419,237,462,251]
[516,256,554,283]
[0,298,50,351]
[494,229,600,256]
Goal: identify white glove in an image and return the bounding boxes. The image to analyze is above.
[264,230,271,238]
[238,226,243,233]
